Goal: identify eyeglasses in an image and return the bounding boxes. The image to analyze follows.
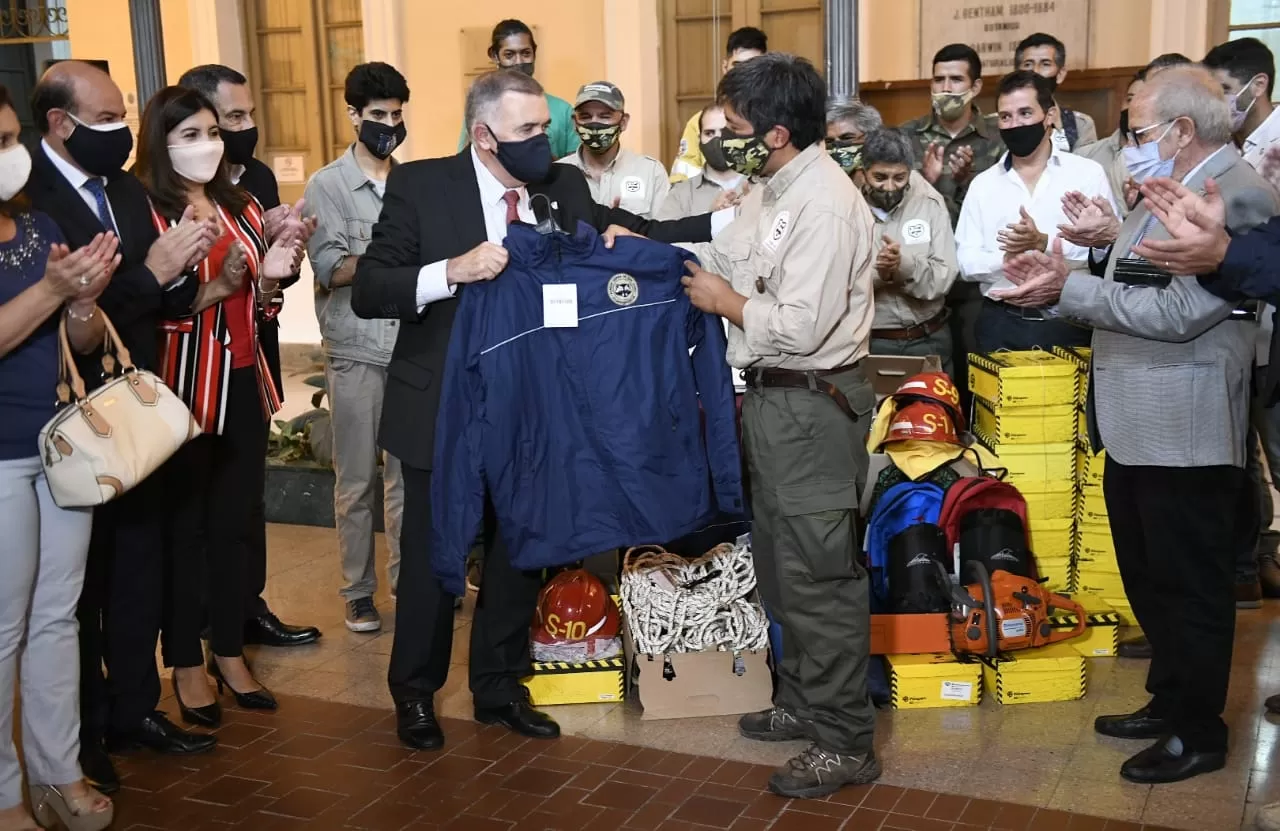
[1125,118,1174,147]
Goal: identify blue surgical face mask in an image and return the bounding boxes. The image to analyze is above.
[1122,120,1179,183]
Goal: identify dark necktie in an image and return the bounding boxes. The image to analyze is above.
[502,190,520,225]
[82,178,118,234]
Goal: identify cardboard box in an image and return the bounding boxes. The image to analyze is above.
[522,656,625,706]
[969,351,1079,410]
[623,619,773,720]
[870,613,951,655]
[887,653,982,709]
[974,399,1077,445]
[1075,571,1127,598]
[982,643,1087,704]
[863,354,944,400]
[972,432,1075,491]
[1048,596,1121,658]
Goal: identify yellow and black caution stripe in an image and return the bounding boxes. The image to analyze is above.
[1047,611,1121,629]
[530,656,625,675]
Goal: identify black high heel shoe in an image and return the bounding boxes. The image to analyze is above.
[207,656,278,711]
[172,676,222,728]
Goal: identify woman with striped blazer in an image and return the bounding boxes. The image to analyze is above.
[133,87,302,724]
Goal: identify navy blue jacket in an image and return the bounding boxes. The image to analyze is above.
[1203,216,1280,404]
[431,222,744,594]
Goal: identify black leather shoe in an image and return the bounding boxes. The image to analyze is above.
[173,677,222,728]
[79,741,120,795]
[106,712,217,755]
[396,700,444,750]
[475,697,560,739]
[1266,692,1280,714]
[1120,736,1226,784]
[1095,705,1170,740]
[244,612,321,647]
[208,659,278,711]
[1117,636,1152,659]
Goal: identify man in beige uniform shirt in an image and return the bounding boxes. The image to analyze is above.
[557,81,669,218]
[858,128,958,372]
[658,104,748,220]
[680,53,880,800]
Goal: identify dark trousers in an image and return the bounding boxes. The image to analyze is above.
[1103,456,1243,752]
[163,368,268,666]
[947,280,984,413]
[78,474,164,743]
[388,463,543,709]
[975,299,1093,353]
[244,496,270,620]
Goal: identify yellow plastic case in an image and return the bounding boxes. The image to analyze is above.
[521,656,625,706]
[983,643,1087,704]
[1028,516,1075,560]
[972,429,1075,491]
[969,351,1079,410]
[974,398,1077,445]
[887,653,983,709]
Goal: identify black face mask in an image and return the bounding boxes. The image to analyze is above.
[1000,120,1048,158]
[486,125,553,184]
[221,126,258,166]
[510,61,536,77]
[359,120,407,160]
[64,117,134,177]
[700,137,730,172]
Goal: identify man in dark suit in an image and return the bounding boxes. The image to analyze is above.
[178,64,322,649]
[353,69,720,749]
[26,60,220,792]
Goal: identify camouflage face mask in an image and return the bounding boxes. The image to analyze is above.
[826,140,863,174]
[721,130,773,177]
[575,122,622,152]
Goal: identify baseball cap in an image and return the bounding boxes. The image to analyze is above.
[575,81,625,111]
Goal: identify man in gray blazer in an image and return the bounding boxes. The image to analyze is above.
[994,66,1280,786]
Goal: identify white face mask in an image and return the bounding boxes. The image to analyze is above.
[168,140,225,184]
[0,144,32,201]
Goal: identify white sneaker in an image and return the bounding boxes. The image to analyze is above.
[1257,802,1280,831]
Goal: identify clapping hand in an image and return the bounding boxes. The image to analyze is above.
[147,205,219,281]
[949,145,976,183]
[990,237,1070,308]
[876,235,902,281]
[1130,176,1231,275]
[1259,144,1280,192]
[265,199,317,248]
[922,142,945,185]
[1057,191,1121,248]
[261,237,305,282]
[998,206,1048,256]
[216,240,249,293]
[1122,177,1142,211]
[44,232,121,305]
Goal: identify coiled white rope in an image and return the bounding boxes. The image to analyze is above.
[620,542,771,655]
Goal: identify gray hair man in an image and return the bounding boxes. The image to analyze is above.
[824,98,882,177]
[858,128,958,373]
[995,65,1280,787]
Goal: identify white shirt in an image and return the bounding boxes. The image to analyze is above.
[42,139,119,232]
[956,146,1119,299]
[414,147,535,311]
[1236,113,1280,365]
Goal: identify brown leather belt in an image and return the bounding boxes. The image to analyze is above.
[741,361,863,420]
[871,309,951,341]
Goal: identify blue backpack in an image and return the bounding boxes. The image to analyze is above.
[865,482,947,610]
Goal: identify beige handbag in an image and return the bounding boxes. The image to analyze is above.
[39,310,201,508]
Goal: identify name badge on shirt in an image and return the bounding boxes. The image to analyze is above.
[543,284,579,328]
[902,218,931,245]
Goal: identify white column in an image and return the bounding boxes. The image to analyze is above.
[187,0,246,71]
[362,0,413,158]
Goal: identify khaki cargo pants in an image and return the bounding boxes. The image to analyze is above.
[741,365,876,755]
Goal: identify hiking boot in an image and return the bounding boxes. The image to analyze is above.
[1261,552,1280,598]
[738,706,807,742]
[345,597,382,633]
[768,744,882,799]
[1238,580,1264,609]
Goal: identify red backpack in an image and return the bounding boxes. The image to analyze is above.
[938,477,1036,580]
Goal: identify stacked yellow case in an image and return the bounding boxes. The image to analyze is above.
[1052,347,1137,626]
[969,352,1079,592]
[886,653,983,709]
[982,642,1088,704]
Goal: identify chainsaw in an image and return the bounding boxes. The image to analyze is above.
[934,561,1087,658]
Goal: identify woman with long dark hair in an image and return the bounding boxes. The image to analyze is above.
[132,86,302,726]
[0,83,120,831]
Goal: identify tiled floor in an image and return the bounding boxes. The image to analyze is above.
[159,521,1280,831]
[112,695,1188,830]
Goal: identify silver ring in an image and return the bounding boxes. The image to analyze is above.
[79,275,91,286]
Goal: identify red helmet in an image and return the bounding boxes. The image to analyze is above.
[890,372,965,431]
[532,569,620,645]
[884,400,963,446]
